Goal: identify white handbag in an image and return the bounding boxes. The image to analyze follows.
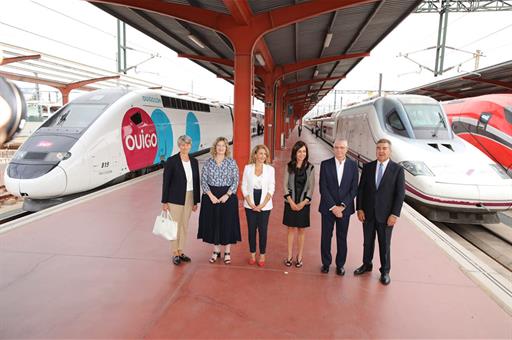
[152,211,178,241]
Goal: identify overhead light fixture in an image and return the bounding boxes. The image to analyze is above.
[313,69,319,77]
[255,53,266,66]
[323,32,333,48]
[460,87,473,91]
[188,34,205,49]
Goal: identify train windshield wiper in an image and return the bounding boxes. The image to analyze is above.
[431,112,445,137]
[56,110,70,126]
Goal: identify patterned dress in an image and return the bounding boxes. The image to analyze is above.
[197,157,241,245]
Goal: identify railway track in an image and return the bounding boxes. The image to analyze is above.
[435,222,512,272]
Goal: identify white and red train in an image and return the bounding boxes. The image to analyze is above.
[305,94,512,224]
[442,94,512,177]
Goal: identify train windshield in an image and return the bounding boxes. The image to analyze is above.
[505,106,512,124]
[41,103,107,129]
[403,104,449,139]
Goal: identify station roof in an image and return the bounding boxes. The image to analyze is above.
[404,60,512,101]
[90,0,422,109]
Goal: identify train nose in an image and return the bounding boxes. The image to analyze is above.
[5,165,67,199]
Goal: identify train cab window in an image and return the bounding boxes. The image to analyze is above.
[505,107,512,124]
[386,110,408,137]
[130,112,142,125]
[41,103,107,129]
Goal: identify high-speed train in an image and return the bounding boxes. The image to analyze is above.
[0,77,27,145]
[442,94,512,177]
[305,94,512,224]
[5,88,235,211]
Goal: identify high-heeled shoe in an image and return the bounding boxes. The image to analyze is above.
[284,257,293,267]
[295,256,303,268]
[257,260,265,267]
[248,258,256,265]
[209,251,221,263]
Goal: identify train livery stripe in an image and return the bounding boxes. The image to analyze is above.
[405,184,511,207]
[186,112,200,153]
[347,149,512,208]
[452,120,512,149]
[151,108,173,163]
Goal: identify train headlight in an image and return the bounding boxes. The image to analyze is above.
[489,164,511,179]
[399,161,434,176]
[47,152,72,161]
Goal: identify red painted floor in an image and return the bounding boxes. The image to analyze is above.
[0,129,511,338]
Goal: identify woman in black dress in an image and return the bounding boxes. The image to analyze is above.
[197,137,241,264]
[283,141,315,268]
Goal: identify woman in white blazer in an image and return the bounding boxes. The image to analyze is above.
[242,144,275,267]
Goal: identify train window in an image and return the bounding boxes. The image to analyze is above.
[176,99,183,110]
[161,96,171,108]
[387,111,405,130]
[170,97,177,109]
[130,112,142,125]
[505,107,512,124]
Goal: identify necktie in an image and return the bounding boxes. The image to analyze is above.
[376,163,384,188]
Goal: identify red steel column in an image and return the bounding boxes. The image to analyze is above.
[275,85,284,150]
[232,51,253,168]
[263,79,274,150]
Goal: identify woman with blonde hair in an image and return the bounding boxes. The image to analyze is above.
[197,137,241,264]
[241,144,275,267]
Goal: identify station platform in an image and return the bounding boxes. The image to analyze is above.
[0,129,511,338]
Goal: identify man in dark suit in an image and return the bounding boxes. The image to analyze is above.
[354,138,405,285]
[319,139,358,275]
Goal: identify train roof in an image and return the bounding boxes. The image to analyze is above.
[443,93,512,107]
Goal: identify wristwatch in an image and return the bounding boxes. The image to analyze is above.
[340,203,346,208]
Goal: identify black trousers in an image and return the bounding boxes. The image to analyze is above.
[321,212,350,268]
[245,189,270,254]
[362,219,393,274]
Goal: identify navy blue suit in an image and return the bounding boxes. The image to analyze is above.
[356,159,405,274]
[319,157,358,268]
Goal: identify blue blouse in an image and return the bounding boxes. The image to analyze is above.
[201,157,239,194]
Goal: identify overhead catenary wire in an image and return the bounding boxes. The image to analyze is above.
[0,21,116,62]
[30,0,164,57]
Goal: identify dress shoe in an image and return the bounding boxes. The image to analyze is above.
[336,267,345,276]
[353,264,373,275]
[172,256,181,265]
[179,254,191,262]
[380,273,391,285]
[320,265,329,273]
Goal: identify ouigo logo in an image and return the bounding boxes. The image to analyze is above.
[121,107,157,171]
